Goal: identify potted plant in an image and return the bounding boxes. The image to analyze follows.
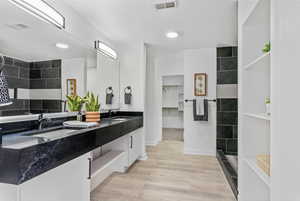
[85,92,101,122]
[66,95,86,121]
[66,95,86,112]
[262,42,271,53]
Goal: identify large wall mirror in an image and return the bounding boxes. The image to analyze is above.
[0,0,120,117]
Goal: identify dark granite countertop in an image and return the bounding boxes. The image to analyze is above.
[0,112,143,185]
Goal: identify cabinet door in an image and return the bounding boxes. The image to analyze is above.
[20,153,91,201]
[128,129,142,167]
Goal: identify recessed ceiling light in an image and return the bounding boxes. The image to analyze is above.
[166,31,179,39]
[56,43,69,49]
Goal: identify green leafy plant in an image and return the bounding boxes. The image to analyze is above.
[85,92,100,112]
[66,95,86,112]
[265,98,271,104]
[262,42,271,53]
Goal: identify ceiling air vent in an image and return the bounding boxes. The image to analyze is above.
[154,0,177,10]
[5,24,29,30]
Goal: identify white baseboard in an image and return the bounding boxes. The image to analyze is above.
[138,154,148,161]
[184,148,216,156]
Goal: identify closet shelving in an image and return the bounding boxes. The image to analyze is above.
[239,0,271,200]
[162,75,184,133]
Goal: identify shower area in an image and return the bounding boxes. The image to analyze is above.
[216,47,238,198]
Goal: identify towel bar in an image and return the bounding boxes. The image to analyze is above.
[184,99,216,103]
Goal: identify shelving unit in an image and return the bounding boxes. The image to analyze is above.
[162,75,184,141]
[239,0,271,200]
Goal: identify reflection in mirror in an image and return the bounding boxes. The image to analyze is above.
[0,0,120,117]
[87,52,120,111]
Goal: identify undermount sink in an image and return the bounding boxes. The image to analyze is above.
[24,128,76,141]
[2,127,77,149]
[2,136,49,149]
[32,129,76,139]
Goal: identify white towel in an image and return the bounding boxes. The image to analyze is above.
[196,98,205,116]
[63,121,99,128]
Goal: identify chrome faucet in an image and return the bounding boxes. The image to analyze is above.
[38,114,51,130]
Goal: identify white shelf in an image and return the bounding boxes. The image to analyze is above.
[244,52,270,70]
[91,150,124,177]
[244,113,270,121]
[243,158,270,187]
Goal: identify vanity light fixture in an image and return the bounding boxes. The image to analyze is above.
[166,31,179,39]
[0,54,12,106]
[8,0,65,29]
[56,43,69,49]
[94,41,117,60]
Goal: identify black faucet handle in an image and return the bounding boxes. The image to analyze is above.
[38,114,43,121]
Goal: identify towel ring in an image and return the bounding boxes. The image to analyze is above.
[124,86,132,94]
[106,86,114,95]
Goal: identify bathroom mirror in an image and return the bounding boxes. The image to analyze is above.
[86,52,120,111]
[0,0,120,117]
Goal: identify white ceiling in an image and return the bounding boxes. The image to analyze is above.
[0,0,237,61]
[62,0,238,50]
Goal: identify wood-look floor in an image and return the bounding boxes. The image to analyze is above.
[91,141,236,201]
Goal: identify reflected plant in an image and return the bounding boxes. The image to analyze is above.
[66,95,86,112]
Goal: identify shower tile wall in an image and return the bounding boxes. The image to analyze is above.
[0,56,30,116]
[217,47,238,155]
[0,56,62,116]
[29,60,62,114]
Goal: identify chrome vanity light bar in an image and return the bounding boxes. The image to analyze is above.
[8,0,65,29]
[94,40,118,60]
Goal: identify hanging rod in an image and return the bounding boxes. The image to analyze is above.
[184,99,217,103]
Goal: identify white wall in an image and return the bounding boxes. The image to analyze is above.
[118,43,146,112]
[183,49,217,156]
[271,1,300,200]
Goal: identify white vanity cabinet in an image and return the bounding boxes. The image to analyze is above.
[128,128,143,167]
[0,152,92,201]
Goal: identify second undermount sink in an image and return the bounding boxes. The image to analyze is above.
[111,117,129,122]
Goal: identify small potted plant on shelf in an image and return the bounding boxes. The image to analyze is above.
[265,97,271,115]
[66,95,86,121]
[85,92,101,122]
[262,42,271,53]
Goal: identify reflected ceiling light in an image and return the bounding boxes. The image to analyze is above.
[9,0,65,29]
[56,43,69,49]
[166,31,179,39]
[94,41,117,60]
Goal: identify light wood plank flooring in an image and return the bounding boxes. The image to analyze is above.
[91,141,236,201]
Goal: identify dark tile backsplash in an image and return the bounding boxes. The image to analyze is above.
[216,47,238,155]
[0,56,62,116]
